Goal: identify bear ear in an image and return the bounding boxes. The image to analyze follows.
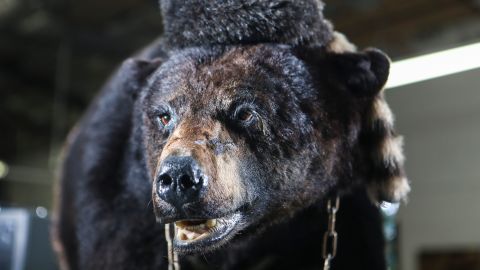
[113,57,162,98]
[324,32,410,203]
[324,48,391,98]
[331,54,410,203]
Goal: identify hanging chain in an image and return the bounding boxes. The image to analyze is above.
[165,223,180,270]
[322,195,340,270]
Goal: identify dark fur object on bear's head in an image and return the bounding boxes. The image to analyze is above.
[159,0,334,49]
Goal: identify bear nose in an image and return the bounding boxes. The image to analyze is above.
[156,156,206,207]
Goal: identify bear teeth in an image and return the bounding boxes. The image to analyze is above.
[174,219,218,241]
[206,219,217,228]
[178,230,203,241]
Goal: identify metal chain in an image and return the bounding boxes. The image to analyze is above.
[165,223,180,270]
[322,196,340,270]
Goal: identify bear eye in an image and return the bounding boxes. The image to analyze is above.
[238,110,253,122]
[235,108,256,125]
[157,113,171,127]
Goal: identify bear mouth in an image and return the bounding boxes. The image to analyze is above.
[171,212,242,254]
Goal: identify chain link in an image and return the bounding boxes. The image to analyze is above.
[322,196,340,270]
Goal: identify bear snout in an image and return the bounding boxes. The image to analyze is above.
[155,156,208,208]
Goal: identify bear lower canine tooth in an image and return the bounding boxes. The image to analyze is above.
[206,219,217,228]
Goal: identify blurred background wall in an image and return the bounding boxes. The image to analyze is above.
[389,68,480,270]
[1,0,480,269]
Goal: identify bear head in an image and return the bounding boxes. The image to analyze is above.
[127,35,408,254]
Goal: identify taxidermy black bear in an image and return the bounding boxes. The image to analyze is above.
[52,0,410,270]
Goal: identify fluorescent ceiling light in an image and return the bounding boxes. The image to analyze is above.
[386,42,480,89]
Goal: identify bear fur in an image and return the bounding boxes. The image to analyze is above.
[52,1,409,270]
[160,0,333,49]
